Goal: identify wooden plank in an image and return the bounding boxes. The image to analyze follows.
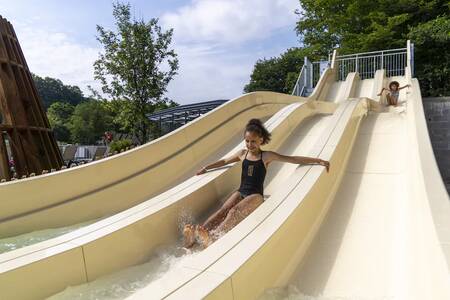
[0,132,10,180]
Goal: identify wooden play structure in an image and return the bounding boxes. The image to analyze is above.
[0,16,63,180]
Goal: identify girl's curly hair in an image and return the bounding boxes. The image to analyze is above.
[245,119,271,145]
[389,81,400,89]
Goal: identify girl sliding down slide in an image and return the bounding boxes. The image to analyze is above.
[378,81,410,106]
[183,119,330,249]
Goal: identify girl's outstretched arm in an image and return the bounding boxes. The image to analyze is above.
[377,87,386,96]
[266,151,330,172]
[399,84,411,90]
[196,149,245,175]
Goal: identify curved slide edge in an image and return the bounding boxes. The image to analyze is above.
[405,72,450,270]
[0,92,304,238]
[0,100,336,300]
[129,98,368,300]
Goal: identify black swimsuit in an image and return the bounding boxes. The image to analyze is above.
[238,150,267,198]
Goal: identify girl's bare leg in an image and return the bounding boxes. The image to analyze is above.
[214,194,263,234]
[386,94,393,106]
[197,194,264,247]
[392,96,398,106]
[201,191,242,231]
[196,194,264,248]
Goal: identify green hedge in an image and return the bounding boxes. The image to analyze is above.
[109,139,133,153]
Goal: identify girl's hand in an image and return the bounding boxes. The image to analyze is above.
[319,159,330,172]
[377,93,382,96]
[196,167,207,175]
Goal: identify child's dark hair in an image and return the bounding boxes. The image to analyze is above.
[389,81,399,89]
[245,119,271,145]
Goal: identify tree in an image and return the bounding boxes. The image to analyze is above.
[295,0,449,95]
[69,101,112,144]
[33,74,86,110]
[47,102,74,142]
[408,16,450,96]
[101,97,179,141]
[101,99,135,136]
[93,2,179,144]
[244,47,314,94]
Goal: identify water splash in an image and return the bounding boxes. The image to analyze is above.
[47,245,198,300]
[260,286,396,300]
[177,206,196,232]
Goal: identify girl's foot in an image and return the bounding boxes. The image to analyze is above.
[196,225,212,248]
[183,224,196,248]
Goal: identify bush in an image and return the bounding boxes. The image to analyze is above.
[109,139,133,153]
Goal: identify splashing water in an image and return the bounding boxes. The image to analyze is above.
[47,245,199,300]
[260,286,396,300]
[0,220,94,254]
[177,206,196,232]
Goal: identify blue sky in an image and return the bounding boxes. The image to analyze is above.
[0,0,300,104]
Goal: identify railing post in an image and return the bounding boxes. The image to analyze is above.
[330,49,338,81]
[411,43,414,77]
[407,40,415,77]
[304,56,308,89]
[381,51,384,71]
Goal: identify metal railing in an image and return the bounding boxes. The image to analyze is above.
[312,60,329,87]
[291,65,306,96]
[292,41,414,95]
[335,48,408,81]
[292,57,330,96]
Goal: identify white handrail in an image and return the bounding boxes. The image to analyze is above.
[291,64,307,96]
[293,41,414,91]
[336,47,407,58]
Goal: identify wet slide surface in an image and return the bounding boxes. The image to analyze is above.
[47,113,334,299]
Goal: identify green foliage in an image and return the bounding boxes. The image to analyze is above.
[244,58,284,93]
[101,98,178,138]
[101,98,135,135]
[69,100,113,145]
[47,102,74,142]
[244,48,315,94]
[408,16,450,96]
[295,0,449,95]
[93,2,179,144]
[33,74,86,110]
[109,139,133,153]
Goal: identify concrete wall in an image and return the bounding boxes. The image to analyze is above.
[423,97,450,193]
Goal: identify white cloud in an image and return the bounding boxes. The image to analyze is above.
[161,0,298,45]
[14,22,100,95]
[162,0,299,103]
[166,44,254,103]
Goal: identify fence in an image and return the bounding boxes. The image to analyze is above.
[334,48,408,81]
[291,65,306,97]
[292,41,414,95]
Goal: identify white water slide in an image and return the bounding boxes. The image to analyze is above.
[0,43,449,300]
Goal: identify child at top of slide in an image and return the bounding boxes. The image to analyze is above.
[183,118,330,249]
[378,81,410,106]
